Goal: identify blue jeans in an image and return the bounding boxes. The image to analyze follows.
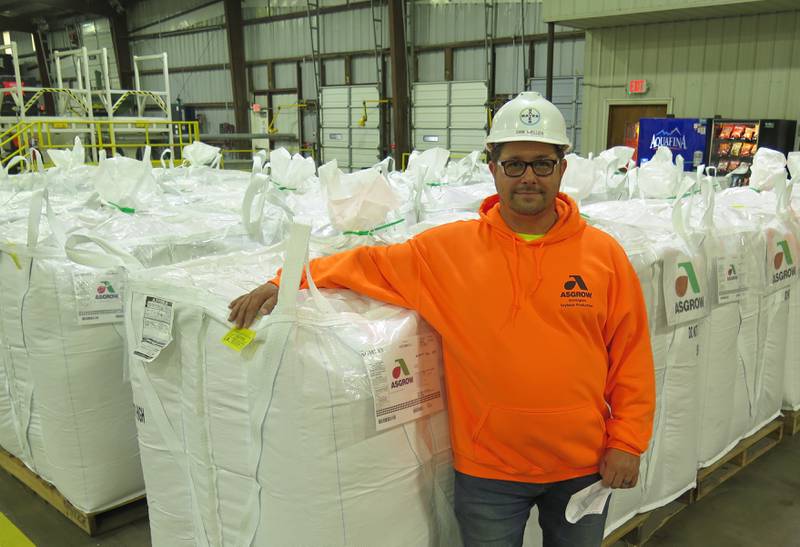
[454,471,609,547]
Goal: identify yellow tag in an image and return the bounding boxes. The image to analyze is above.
[52,122,68,129]
[9,253,22,270]
[221,328,256,351]
[135,122,150,128]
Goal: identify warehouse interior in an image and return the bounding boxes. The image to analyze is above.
[0,0,799,546]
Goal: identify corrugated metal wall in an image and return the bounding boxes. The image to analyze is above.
[38,20,121,89]
[133,29,229,65]
[140,69,233,103]
[581,10,800,154]
[81,19,121,88]
[542,0,799,26]
[128,0,223,32]
[127,1,230,129]
[413,1,572,45]
[414,38,583,94]
[8,32,37,81]
[34,0,586,148]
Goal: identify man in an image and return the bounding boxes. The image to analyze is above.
[228,92,655,547]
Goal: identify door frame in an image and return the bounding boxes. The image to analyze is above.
[603,98,674,149]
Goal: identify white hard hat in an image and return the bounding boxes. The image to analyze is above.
[485,91,571,150]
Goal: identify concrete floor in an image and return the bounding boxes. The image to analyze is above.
[647,428,800,547]
[1,432,798,547]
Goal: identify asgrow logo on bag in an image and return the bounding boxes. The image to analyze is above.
[391,358,413,388]
[675,261,704,314]
[95,281,119,300]
[519,108,540,126]
[675,262,700,297]
[772,240,796,283]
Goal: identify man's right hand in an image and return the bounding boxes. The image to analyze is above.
[228,282,279,329]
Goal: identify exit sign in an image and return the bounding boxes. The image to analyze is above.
[628,79,648,94]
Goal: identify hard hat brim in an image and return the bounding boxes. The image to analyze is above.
[485,134,572,152]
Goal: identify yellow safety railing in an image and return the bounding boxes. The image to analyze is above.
[112,90,167,114]
[0,121,39,166]
[23,88,90,116]
[0,119,200,168]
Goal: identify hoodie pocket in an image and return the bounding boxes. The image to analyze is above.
[472,404,606,476]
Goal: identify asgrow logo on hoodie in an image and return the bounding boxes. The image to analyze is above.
[560,275,593,309]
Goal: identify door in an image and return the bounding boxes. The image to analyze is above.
[320,85,381,172]
[607,104,668,149]
[412,81,488,154]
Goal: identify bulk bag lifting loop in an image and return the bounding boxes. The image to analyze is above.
[239,223,335,547]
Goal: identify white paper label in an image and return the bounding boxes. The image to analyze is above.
[565,480,613,524]
[73,271,125,325]
[765,230,797,293]
[362,333,444,431]
[715,255,747,304]
[133,296,174,363]
[663,251,708,326]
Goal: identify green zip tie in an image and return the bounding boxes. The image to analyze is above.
[666,187,703,200]
[271,180,297,192]
[343,218,405,236]
[108,201,136,214]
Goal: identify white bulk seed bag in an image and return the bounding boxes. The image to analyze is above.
[584,196,707,514]
[756,181,800,411]
[0,189,284,513]
[587,220,658,537]
[715,188,794,437]
[126,225,460,547]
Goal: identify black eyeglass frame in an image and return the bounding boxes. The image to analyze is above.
[498,158,561,178]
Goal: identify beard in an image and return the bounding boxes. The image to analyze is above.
[508,189,550,215]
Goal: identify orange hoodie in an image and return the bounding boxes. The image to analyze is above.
[271,193,655,484]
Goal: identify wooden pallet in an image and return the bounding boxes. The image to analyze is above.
[783,409,800,436]
[0,445,148,535]
[602,500,687,547]
[604,418,785,546]
[686,418,784,503]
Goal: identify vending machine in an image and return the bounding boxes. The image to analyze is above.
[708,119,798,181]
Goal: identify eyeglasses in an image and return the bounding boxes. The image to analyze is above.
[498,158,560,178]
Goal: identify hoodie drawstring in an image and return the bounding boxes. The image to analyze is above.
[502,238,521,324]
[506,239,547,323]
[531,242,546,296]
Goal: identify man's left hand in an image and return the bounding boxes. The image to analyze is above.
[599,448,639,489]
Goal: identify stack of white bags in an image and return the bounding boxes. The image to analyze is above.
[0,141,287,513]
[568,147,799,536]
[0,139,797,546]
